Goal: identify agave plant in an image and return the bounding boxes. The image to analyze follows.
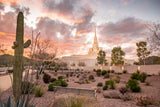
[0,96,35,107]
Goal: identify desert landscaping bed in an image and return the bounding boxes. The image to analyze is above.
[1,70,160,107]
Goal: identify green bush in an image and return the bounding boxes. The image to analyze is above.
[131,73,140,80]
[34,86,45,97]
[126,79,141,92]
[97,82,103,87]
[113,77,120,83]
[105,79,116,89]
[106,70,110,73]
[109,79,116,89]
[102,70,107,75]
[103,85,108,90]
[139,72,147,83]
[22,81,35,94]
[96,69,101,76]
[105,80,110,86]
[48,83,55,91]
[48,80,68,91]
[93,69,96,72]
[58,76,63,80]
[89,75,94,80]
[43,73,51,83]
[123,70,127,73]
[66,74,69,78]
[50,78,56,82]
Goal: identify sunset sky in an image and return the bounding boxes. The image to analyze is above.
[0,0,160,60]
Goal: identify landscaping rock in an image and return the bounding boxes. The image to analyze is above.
[103,90,121,99]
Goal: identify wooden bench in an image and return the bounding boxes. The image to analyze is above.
[53,86,97,98]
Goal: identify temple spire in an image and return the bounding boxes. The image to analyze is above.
[93,28,98,48]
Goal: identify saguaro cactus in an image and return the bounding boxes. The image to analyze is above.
[12,12,31,102]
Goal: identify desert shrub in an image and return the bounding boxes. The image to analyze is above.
[88,75,94,80]
[131,73,140,80]
[102,70,107,75]
[97,82,103,87]
[136,96,155,106]
[139,72,147,83]
[85,79,89,84]
[105,79,116,89]
[103,85,108,90]
[145,81,151,86]
[66,74,69,78]
[34,86,46,97]
[120,94,132,101]
[50,78,56,82]
[126,79,141,92]
[61,80,68,87]
[137,70,140,74]
[116,72,122,75]
[93,69,96,72]
[48,84,55,91]
[48,79,68,91]
[43,73,51,83]
[58,76,63,80]
[111,70,114,73]
[106,70,110,73]
[109,79,116,89]
[21,81,35,94]
[123,70,127,74]
[51,95,100,107]
[77,74,80,78]
[113,77,120,83]
[119,87,128,95]
[96,69,101,76]
[105,80,110,86]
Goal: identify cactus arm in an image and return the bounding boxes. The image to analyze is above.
[24,39,31,48]
[12,41,18,49]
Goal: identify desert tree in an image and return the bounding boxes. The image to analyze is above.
[147,23,160,54]
[136,41,150,65]
[111,47,125,65]
[97,50,106,69]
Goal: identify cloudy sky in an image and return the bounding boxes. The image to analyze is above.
[0,0,160,60]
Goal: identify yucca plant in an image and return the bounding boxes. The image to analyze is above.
[0,96,35,107]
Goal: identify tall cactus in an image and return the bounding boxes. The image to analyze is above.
[12,12,31,102]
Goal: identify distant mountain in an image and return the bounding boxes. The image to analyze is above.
[0,54,31,66]
[134,56,160,65]
[145,56,160,65]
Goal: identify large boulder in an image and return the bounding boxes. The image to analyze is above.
[103,90,120,99]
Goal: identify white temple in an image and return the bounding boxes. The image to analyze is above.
[60,29,134,68]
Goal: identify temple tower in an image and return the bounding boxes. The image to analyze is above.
[88,28,102,56]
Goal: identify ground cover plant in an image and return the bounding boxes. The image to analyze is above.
[126,79,141,92]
